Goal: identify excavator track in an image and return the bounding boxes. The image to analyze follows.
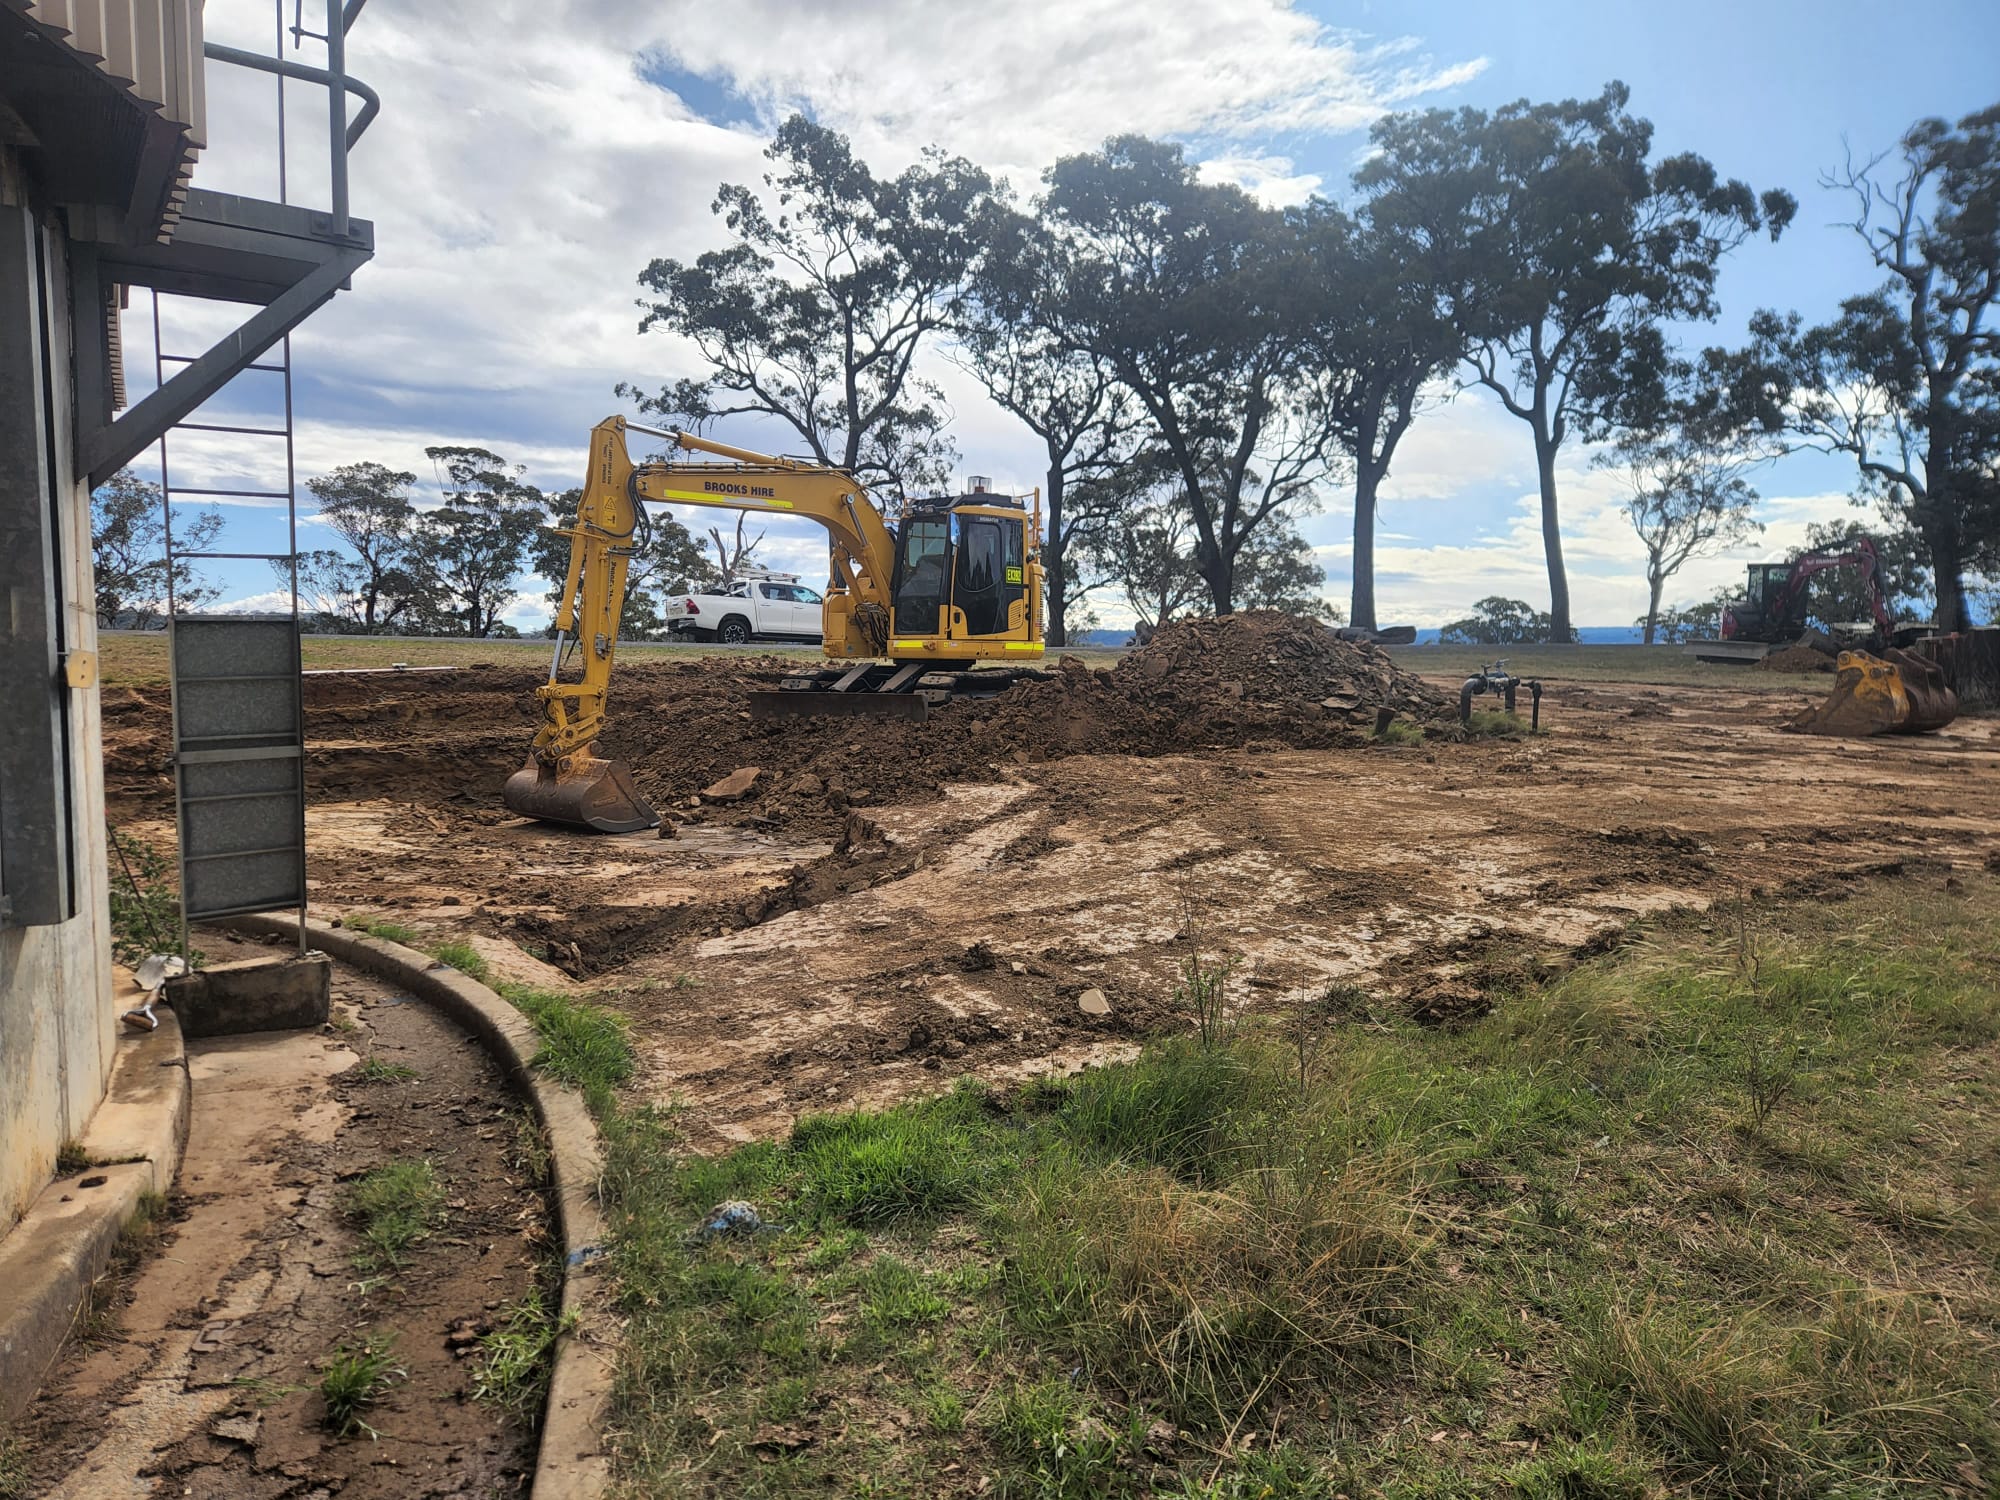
[747,664,1053,722]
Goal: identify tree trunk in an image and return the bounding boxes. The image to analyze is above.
[1920,498,1969,635]
[1199,539,1233,617]
[1644,566,1664,645]
[1534,425,1572,642]
[1350,461,1382,631]
[1044,461,1067,647]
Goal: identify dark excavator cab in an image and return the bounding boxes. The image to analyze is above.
[890,495,1030,643]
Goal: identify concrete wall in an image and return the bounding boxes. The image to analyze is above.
[0,153,117,1230]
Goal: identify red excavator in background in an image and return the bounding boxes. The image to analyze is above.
[1696,536,1896,660]
[1685,536,1957,735]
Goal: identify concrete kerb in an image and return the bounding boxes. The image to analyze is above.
[219,915,614,1500]
[0,1011,190,1429]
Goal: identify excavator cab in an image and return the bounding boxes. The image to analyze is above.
[889,499,1032,643]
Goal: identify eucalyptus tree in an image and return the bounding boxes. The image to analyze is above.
[1599,416,1764,643]
[417,446,544,637]
[298,461,420,631]
[1037,136,1332,615]
[1293,200,1462,631]
[958,204,1139,644]
[628,115,995,494]
[1724,105,2000,632]
[90,470,221,626]
[1357,82,1794,641]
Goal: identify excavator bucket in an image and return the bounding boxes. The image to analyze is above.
[501,745,659,832]
[1789,648,1958,738]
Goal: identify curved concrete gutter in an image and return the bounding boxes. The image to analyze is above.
[0,1011,191,1427]
[223,915,613,1500]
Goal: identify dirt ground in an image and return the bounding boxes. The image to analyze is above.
[12,943,548,1498]
[100,624,2000,1152]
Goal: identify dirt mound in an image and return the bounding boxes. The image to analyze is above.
[609,614,1446,831]
[1758,645,1836,673]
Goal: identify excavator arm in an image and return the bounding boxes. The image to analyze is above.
[503,416,904,831]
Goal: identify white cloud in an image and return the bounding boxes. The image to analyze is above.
[1195,154,1324,207]
[644,1,1485,180]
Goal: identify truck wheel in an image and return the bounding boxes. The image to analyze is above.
[718,616,751,645]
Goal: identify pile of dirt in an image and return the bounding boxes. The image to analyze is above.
[1758,644,1837,673]
[610,614,1447,833]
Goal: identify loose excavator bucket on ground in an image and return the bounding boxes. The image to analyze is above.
[502,745,659,833]
[1789,648,1958,737]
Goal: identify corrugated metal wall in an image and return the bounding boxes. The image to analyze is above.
[11,0,206,233]
[19,0,205,149]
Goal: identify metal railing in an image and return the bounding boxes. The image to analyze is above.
[201,0,379,238]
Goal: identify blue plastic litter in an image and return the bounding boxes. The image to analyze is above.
[693,1199,783,1241]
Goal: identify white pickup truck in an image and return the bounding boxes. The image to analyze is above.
[665,573,826,645]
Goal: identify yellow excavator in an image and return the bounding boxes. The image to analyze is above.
[502,415,1045,832]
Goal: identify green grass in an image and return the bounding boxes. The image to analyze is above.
[585,876,2000,1498]
[341,912,420,945]
[0,1437,25,1499]
[494,981,634,1115]
[1375,717,1426,746]
[352,1056,418,1083]
[343,1159,444,1272]
[1461,708,1531,738]
[318,1336,404,1438]
[473,1287,574,1422]
[425,938,489,980]
[101,631,831,687]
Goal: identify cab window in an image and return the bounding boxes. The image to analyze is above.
[894,518,951,631]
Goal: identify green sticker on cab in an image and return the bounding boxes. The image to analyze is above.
[1005,566,1023,584]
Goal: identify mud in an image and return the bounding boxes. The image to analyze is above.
[99,626,2000,1152]
[1758,645,1837,673]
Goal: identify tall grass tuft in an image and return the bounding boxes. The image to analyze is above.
[999,1148,1434,1427]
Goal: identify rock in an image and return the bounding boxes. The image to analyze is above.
[702,766,763,802]
[210,1412,261,1445]
[441,894,461,907]
[788,773,824,796]
[1077,987,1111,1016]
[1010,961,1027,975]
[656,820,678,839]
[962,941,997,971]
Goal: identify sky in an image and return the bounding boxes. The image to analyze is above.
[124,0,2000,632]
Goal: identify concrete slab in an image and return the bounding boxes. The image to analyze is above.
[164,952,330,1037]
